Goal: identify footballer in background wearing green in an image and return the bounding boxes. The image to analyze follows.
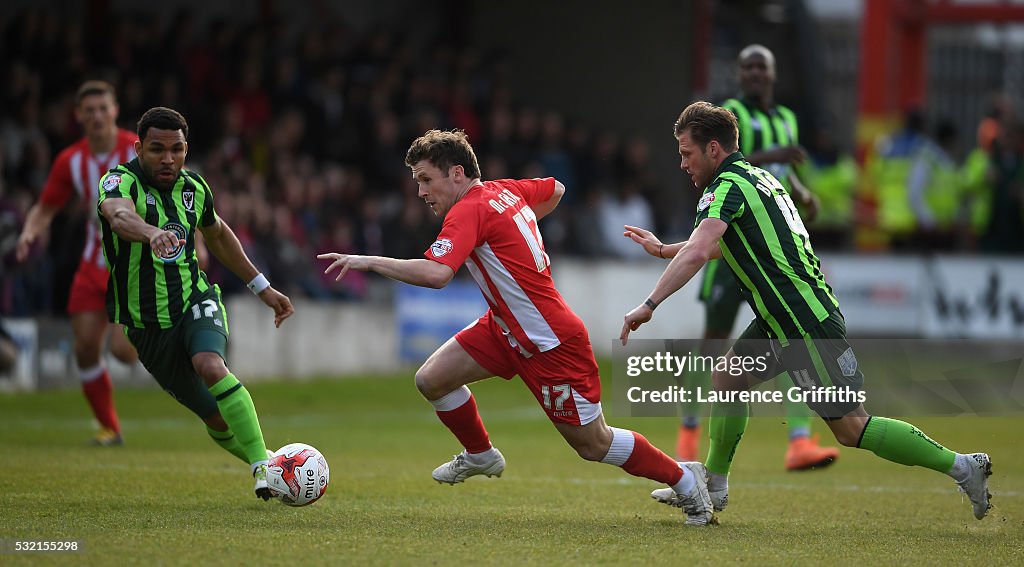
[98,107,294,500]
[621,101,992,522]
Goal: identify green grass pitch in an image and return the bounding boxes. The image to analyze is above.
[1,371,1021,566]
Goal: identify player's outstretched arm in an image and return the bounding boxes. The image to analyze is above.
[15,203,60,262]
[100,198,182,253]
[622,225,687,259]
[620,218,727,345]
[198,217,258,279]
[200,217,294,327]
[317,253,455,289]
[531,180,565,220]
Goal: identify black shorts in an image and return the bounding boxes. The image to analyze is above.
[126,286,229,419]
[732,310,865,419]
[699,259,746,335]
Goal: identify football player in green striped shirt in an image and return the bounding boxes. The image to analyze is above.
[98,107,295,500]
[674,44,837,471]
[621,101,991,522]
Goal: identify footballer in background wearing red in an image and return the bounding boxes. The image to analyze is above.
[15,81,138,446]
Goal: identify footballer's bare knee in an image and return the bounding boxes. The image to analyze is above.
[557,419,612,462]
[828,408,870,447]
[572,445,603,461]
[70,311,110,367]
[832,426,862,448]
[414,365,448,400]
[712,368,749,392]
[192,352,229,386]
[571,437,610,462]
[415,356,479,400]
[73,332,103,368]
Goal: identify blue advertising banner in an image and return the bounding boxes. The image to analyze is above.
[395,281,488,363]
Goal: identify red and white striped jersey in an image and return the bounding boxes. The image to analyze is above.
[40,129,138,268]
[424,177,585,355]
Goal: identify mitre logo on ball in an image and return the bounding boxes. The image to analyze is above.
[266,443,330,507]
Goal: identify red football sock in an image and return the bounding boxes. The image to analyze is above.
[81,368,121,433]
[435,394,491,454]
[622,431,683,485]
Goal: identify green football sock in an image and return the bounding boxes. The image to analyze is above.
[208,373,268,465]
[858,416,956,473]
[206,425,247,463]
[705,400,749,475]
[778,374,813,439]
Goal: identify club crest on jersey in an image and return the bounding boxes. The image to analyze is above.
[430,238,453,258]
[146,194,156,205]
[102,174,121,193]
[155,221,187,263]
[697,192,716,212]
[182,190,194,211]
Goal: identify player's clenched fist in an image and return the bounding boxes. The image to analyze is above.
[149,230,184,257]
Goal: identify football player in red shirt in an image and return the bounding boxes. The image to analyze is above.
[319,129,715,525]
[16,81,139,446]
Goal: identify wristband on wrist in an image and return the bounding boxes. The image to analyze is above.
[644,297,658,311]
[658,244,664,259]
[247,273,270,295]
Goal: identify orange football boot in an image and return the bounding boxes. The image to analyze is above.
[676,425,701,462]
[785,434,839,471]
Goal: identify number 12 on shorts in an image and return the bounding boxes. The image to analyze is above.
[191,299,220,324]
[541,384,570,410]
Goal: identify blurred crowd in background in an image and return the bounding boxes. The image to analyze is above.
[1,5,1022,316]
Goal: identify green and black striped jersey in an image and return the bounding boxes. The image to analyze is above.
[97,159,217,329]
[721,97,799,185]
[695,152,839,341]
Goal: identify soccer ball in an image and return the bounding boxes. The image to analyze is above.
[266,443,330,506]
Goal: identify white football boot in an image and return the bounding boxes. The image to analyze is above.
[253,463,272,501]
[651,461,728,514]
[651,462,715,525]
[956,453,992,520]
[650,487,677,506]
[709,486,728,512]
[677,462,714,525]
[432,449,505,484]
[652,484,728,512]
